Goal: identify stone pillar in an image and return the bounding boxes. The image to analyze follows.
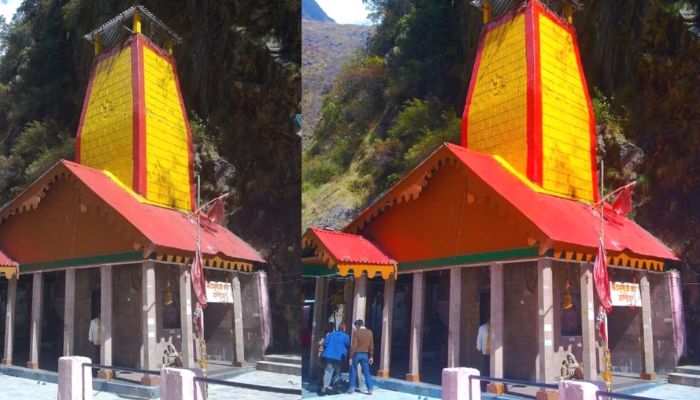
[231,271,246,367]
[343,279,354,329]
[442,367,481,400]
[488,263,504,394]
[537,259,555,384]
[179,265,195,368]
[63,269,76,357]
[639,271,656,380]
[160,367,199,400]
[141,261,159,386]
[1,276,16,365]
[58,356,93,400]
[448,267,462,368]
[406,271,424,382]
[377,275,395,377]
[579,263,597,380]
[27,272,43,369]
[309,276,328,379]
[97,265,113,380]
[352,274,367,323]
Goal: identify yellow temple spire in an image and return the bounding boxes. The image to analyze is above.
[464,0,598,203]
[76,6,195,211]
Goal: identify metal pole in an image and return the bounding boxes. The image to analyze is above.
[600,161,612,392]
[196,175,209,394]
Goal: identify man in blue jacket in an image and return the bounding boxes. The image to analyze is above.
[320,322,350,394]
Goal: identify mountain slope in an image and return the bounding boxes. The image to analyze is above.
[302,0,334,23]
[302,20,372,140]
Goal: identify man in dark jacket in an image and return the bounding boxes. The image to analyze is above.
[320,322,350,394]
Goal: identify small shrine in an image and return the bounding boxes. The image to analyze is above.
[302,0,683,390]
[0,6,266,383]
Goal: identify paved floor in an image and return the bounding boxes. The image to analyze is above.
[634,383,700,399]
[209,370,301,400]
[304,388,439,399]
[0,370,301,399]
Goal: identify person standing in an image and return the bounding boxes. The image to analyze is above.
[88,312,101,377]
[320,322,350,394]
[347,319,374,395]
[476,318,490,390]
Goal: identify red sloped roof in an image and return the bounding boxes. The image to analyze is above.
[62,160,265,263]
[445,144,677,260]
[306,227,396,266]
[0,247,17,266]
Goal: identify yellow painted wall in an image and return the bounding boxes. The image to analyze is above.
[539,14,595,202]
[142,46,192,210]
[467,14,528,176]
[79,46,134,187]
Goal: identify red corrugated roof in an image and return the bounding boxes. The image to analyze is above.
[442,143,677,261]
[62,160,265,263]
[342,143,676,264]
[306,227,396,266]
[0,247,17,266]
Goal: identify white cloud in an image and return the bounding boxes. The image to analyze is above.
[316,0,372,25]
[0,0,20,23]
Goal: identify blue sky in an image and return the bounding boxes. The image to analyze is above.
[0,0,20,23]
[316,0,372,25]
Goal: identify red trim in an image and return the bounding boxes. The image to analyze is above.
[131,35,147,195]
[524,2,543,184]
[139,37,196,211]
[171,59,197,211]
[75,61,98,164]
[462,8,526,147]
[571,30,599,201]
[461,34,486,147]
[537,2,599,201]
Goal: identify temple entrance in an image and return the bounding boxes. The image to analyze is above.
[388,273,412,380]
[0,279,6,357]
[421,270,448,384]
[13,274,32,367]
[39,271,64,371]
[503,263,538,380]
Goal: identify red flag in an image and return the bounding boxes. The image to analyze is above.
[204,195,227,224]
[191,246,207,309]
[597,306,608,344]
[593,240,612,313]
[612,182,636,216]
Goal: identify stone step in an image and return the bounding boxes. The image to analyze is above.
[263,354,302,365]
[256,360,302,376]
[668,372,700,387]
[675,365,700,376]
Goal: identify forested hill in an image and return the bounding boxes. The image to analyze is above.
[0,0,301,352]
[302,0,700,359]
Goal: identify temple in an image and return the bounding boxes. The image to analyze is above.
[302,0,683,390]
[0,6,268,384]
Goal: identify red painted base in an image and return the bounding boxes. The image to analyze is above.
[140,376,161,386]
[640,372,657,380]
[487,383,506,394]
[405,373,420,382]
[377,370,390,378]
[97,370,114,380]
[536,389,560,400]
